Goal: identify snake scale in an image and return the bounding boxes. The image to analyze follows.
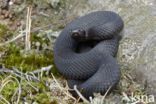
[54,11,124,99]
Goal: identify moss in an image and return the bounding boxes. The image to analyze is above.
[0,44,59,76]
[2,50,51,72]
[52,0,66,10]
[0,75,52,103]
[0,24,13,42]
[1,80,18,101]
[0,24,9,35]
[31,32,50,49]
[26,0,35,4]
[51,99,58,104]
[33,93,52,104]
[21,80,48,95]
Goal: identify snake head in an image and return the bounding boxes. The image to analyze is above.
[71,29,88,41]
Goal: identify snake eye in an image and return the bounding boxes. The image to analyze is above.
[71,30,80,38]
[71,29,86,37]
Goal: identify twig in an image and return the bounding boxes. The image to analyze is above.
[122,92,131,102]
[51,73,76,101]
[31,65,52,74]
[38,12,50,17]
[25,6,32,51]
[0,31,25,46]
[0,24,53,46]
[0,79,14,93]
[26,81,39,92]
[9,76,21,104]
[0,68,40,82]
[0,65,53,82]
[0,23,25,46]
[0,76,21,104]
[101,86,112,101]
[27,65,52,80]
[89,86,112,104]
[13,68,40,82]
[73,85,90,104]
[31,24,53,32]
[25,72,39,81]
[0,95,10,104]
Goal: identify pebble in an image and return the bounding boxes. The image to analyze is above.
[49,0,60,8]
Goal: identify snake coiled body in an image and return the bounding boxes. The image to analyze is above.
[54,11,124,99]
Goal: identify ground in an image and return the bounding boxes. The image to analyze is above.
[0,0,155,104]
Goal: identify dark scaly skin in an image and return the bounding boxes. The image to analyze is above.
[54,11,124,99]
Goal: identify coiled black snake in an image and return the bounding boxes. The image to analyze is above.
[54,11,124,99]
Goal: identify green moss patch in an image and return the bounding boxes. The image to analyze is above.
[1,45,50,71]
[0,44,59,77]
[0,24,13,42]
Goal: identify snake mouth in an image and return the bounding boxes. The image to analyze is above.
[71,29,87,41]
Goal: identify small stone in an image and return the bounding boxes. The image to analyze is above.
[48,0,60,8]
[9,1,13,6]
[16,21,21,27]
[35,42,40,47]
[4,11,10,18]
[8,13,13,19]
